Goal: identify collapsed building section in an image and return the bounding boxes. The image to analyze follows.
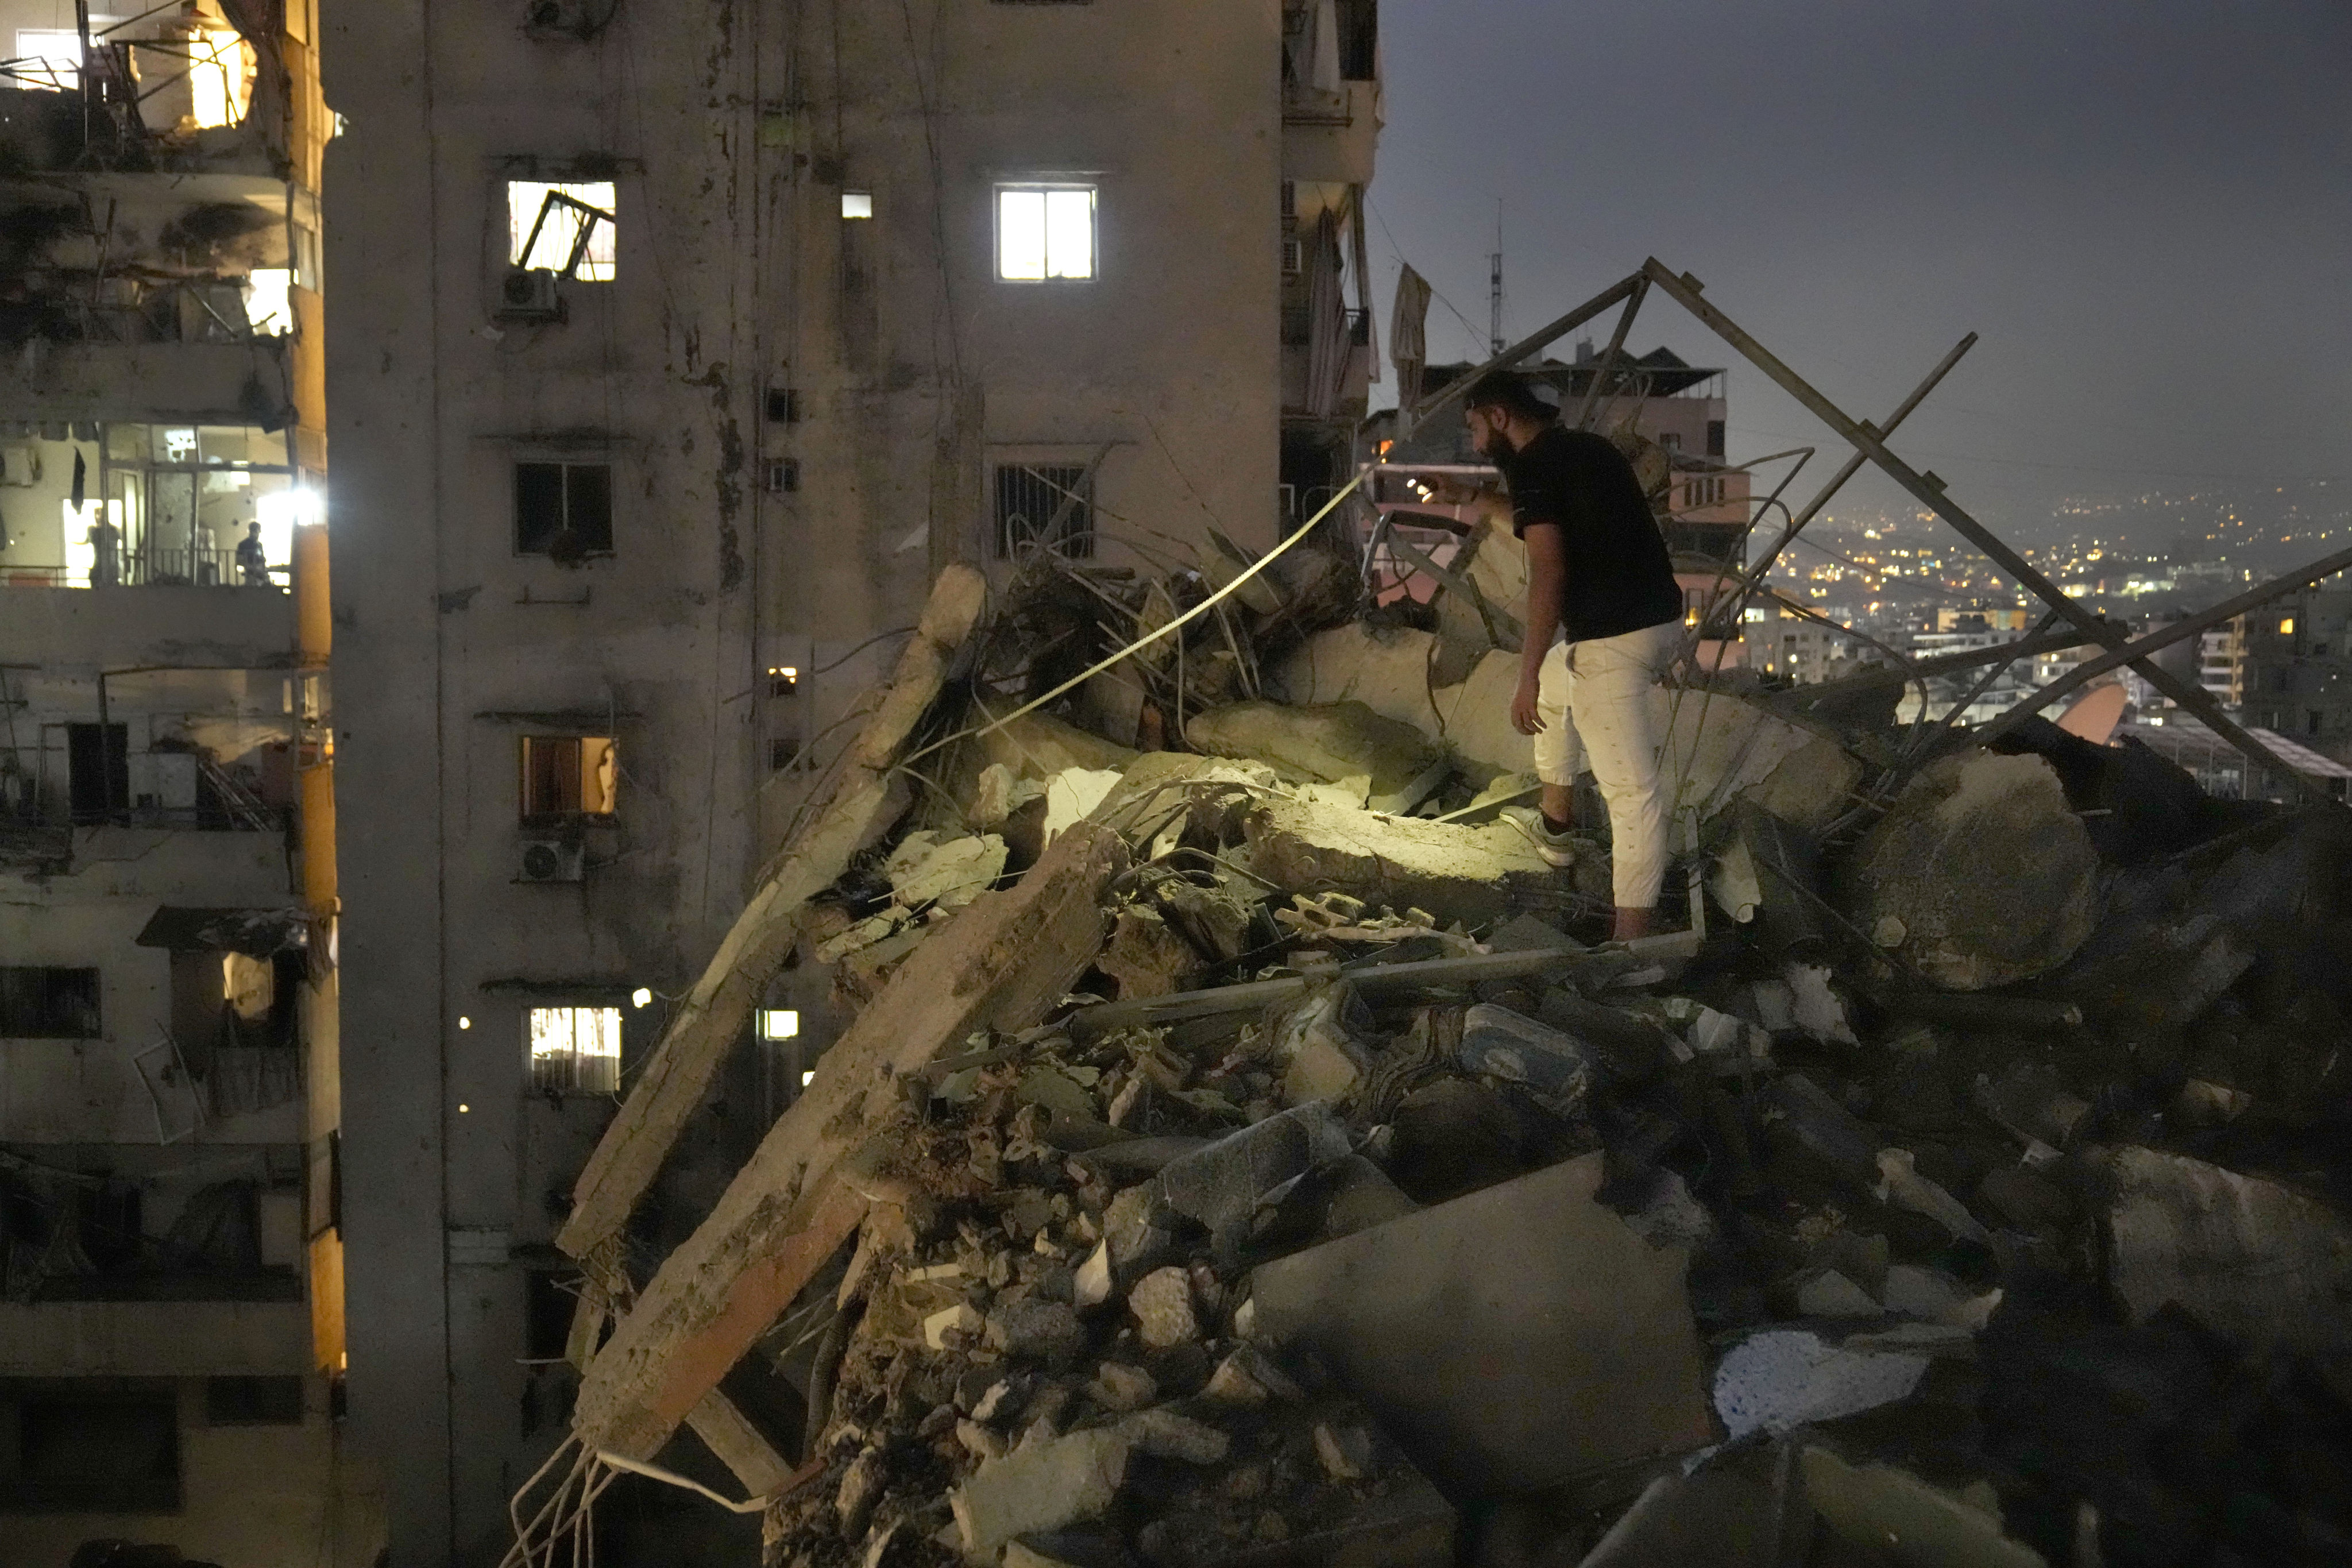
[488,265,2352,1568]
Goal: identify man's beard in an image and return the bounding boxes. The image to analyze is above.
[1475,423,1517,461]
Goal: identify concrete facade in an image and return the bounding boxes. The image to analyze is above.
[320,1,1376,1561]
[1,1,367,1561]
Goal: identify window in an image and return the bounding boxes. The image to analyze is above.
[759,1010,800,1041]
[764,388,801,423]
[525,1269,576,1360]
[2280,618,2296,635]
[204,1376,304,1426]
[12,29,82,90]
[996,185,1096,281]
[1706,419,1727,458]
[185,29,254,128]
[519,736,617,821]
[508,181,617,281]
[994,463,1094,559]
[768,666,800,698]
[1,968,102,1040]
[530,1006,622,1093]
[841,191,874,219]
[514,461,613,556]
[65,722,129,821]
[764,458,799,495]
[0,1384,181,1513]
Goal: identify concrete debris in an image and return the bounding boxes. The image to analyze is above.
[949,1428,1130,1562]
[1186,699,1446,812]
[1799,1445,2050,1568]
[2096,1145,2352,1397]
[1241,793,1555,928]
[1250,1153,1712,1496]
[1126,1265,1200,1348]
[1835,751,2099,990]
[542,536,2352,1568]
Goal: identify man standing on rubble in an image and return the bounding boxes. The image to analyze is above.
[1439,370,1683,941]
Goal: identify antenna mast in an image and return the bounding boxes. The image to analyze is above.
[1488,202,1504,355]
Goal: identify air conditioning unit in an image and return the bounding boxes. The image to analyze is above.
[516,836,586,883]
[496,268,565,324]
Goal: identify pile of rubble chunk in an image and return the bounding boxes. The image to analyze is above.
[547,536,2352,1568]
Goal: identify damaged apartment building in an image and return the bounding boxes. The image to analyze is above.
[319,0,1380,1562]
[0,1,368,1564]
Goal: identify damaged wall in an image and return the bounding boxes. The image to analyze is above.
[322,0,1299,1561]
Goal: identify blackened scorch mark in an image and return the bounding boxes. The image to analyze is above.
[682,362,747,593]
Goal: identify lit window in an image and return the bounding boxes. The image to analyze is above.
[508,180,617,281]
[530,1006,621,1094]
[768,666,799,697]
[759,1009,800,1041]
[519,736,618,821]
[630,987,652,1009]
[13,29,82,90]
[187,30,254,129]
[2280,619,2296,635]
[841,191,874,219]
[244,268,293,335]
[996,184,1095,281]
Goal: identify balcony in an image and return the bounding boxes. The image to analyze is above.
[1282,79,1379,185]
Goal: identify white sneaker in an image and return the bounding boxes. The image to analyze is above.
[1503,805,1582,868]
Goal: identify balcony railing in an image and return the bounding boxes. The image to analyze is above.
[4,546,289,590]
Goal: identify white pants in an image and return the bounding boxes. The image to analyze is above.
[1534,621,1675,909]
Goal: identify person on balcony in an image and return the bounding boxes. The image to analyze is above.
[86,513,122,588]
[1431,370,1683,942]
[236,522,270,586]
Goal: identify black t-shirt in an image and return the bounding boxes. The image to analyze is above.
[1499,426,1684,643]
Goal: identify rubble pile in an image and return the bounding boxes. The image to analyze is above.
[555,531,2352,1568]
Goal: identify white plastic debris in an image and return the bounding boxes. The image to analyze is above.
[1712,1329,1931,1439]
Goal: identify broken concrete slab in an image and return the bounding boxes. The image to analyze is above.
[1186,700,1446,813]
[557,563,989,1262]
[571,823,1128,1462]
[1249,1152,1713,1497]
[1240,794,1558,930]
[972,710,1141,782]
[2095,1145,2352,1396]
[1659,688,1866,836]
[950,1428,1131,1563]
[1835,751,2099,991]
[885,831,1008,911]
[1798,1446,2048,1568]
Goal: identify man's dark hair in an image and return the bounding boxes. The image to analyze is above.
[1462,369,1557,424]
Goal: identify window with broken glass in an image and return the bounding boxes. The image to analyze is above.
[994,464,1094,560]
[513,461,614,557]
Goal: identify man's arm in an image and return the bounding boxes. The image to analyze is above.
[1512,521,1566,735]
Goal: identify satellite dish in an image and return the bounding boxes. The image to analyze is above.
[2056,682,2129,746]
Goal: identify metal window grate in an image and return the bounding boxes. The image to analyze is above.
[994,464,1094,559]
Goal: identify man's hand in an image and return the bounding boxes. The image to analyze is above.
[1417,475,1489,508]
[1512,671,1544,736]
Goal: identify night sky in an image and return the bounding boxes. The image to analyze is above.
[1367,2,2352,540]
